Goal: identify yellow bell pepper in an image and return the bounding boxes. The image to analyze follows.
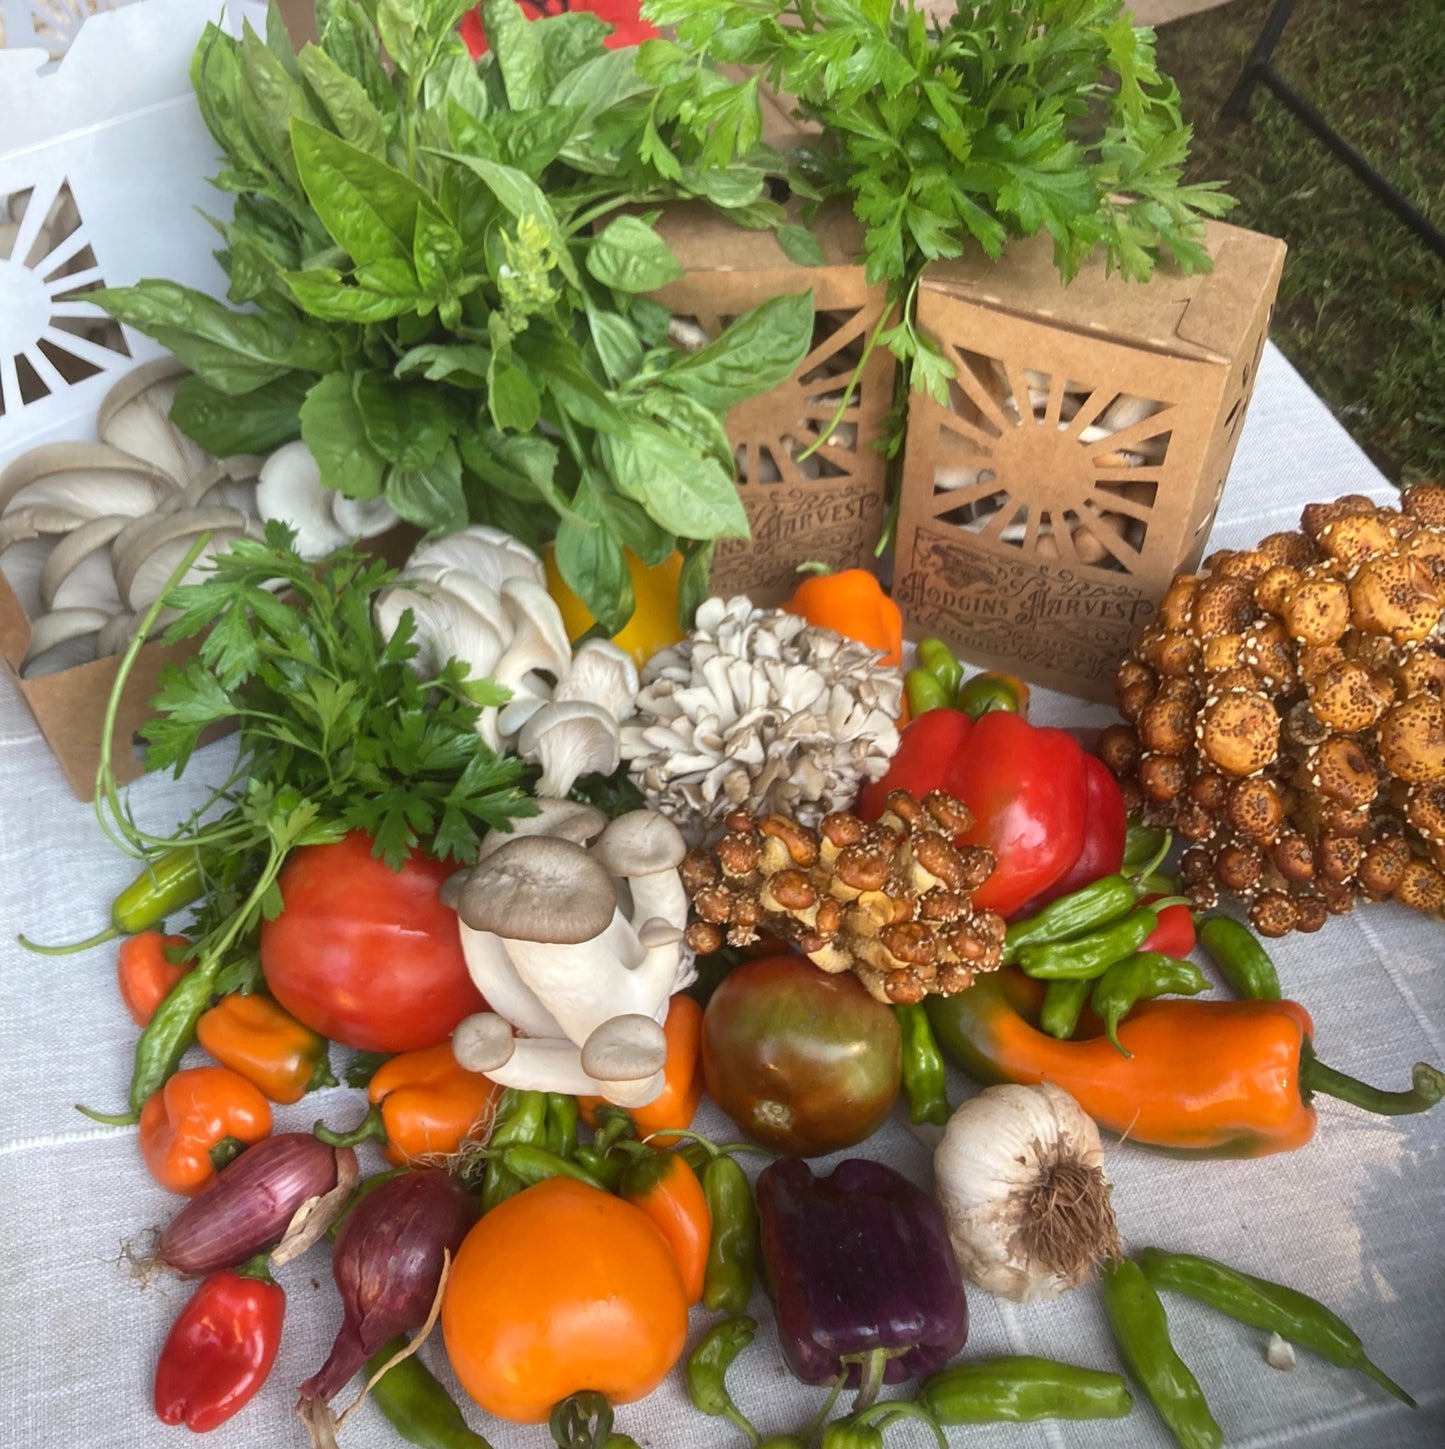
[543,544,684,667]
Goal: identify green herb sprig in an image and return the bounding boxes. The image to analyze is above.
[93,0,815,631]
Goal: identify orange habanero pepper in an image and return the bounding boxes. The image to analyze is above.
[196,993,335,1105]
[926,968,1444,1158]
[116,931,192,1027]
[579,993,704,1138]
[139,1066,273,1196]
[782,567,904,667]
[619,1148,712,1305]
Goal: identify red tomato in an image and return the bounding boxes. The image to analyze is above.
[701,955,901,1157]
[259,832,484,1052]
[1140,895,1198,958]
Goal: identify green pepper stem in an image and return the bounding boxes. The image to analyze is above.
[73,1103,140,1127]
[1300,1042,1445,1117]
[16,924,121,957]
[315,1104,389,1149]
[860,1403,948,1449]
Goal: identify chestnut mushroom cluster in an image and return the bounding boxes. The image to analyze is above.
[1098,485,1445,935]
[680,788,1005,1004]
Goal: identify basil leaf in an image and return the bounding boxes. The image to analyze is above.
[296,43,387,157]
[239,23,320,192]
[482,0,545,109]
[386,440,468,535]
[635,388,735,474]
[679,163,767,211]
[317,0,397,123]
[355,372,456,468]
[413,205,466,295]
[492,106,583,174]
[554,476,633,634]
[585,215,685,292]
[776,222,827,267]
[291,118,438,266]
[488,363,542,433]
[628,296,673,348]
[595,489,675,567]
[664,291,814,411]
[300,372,387,498]
[601,422,749,542]
[586,306,643,386]
[169,372,308,456]
[459,427,560,504]
[518,328,627,436]
[283,264,426,322]
[190,25,276,184]
[536,10,612,89]
[395,343,492,387]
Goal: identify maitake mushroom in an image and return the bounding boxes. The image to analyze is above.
[681,788,1004,1005]
[1098,484,1445,935]
[620,595,903,844]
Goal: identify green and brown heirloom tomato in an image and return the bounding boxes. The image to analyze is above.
[701,955,902,1157]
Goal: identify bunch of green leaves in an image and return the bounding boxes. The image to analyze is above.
[94,0,815,630]
[643,0,1233,400]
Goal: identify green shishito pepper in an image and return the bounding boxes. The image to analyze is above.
[1198,916,1283,1000]
[1016,902,1172,980]
[366,1336,494,1448]
[918,1355,1134,1424]
[893,1003,951,1125]
[480,1090,549,1212]
[1039,978,1092,1041]
[1001,874,1137,965]
[1091,952,1208,1056]
[701,1153,760,1315]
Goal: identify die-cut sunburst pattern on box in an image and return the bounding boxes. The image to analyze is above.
[0,177,131,422]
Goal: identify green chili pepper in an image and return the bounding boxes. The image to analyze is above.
[919,1355,1134,1423]
[1101,1258,1223,1449]
[701,1153,760,1314]
[916,637,965,698]
[904,668,952,716]
[1197,916,1282,1000]
[501,1144,608,1192]
[545,1092,580,1160]
[481,1090,548,1212]
[1001,874,1138,965]
[893,1003,951,1125]
[820,1420,883,1449]
[687,1315,762,1445]
[823,1404,946,1448]
[365,1336,494,1448]
[1017,903,1167,981]
[20,845,214,956]
[1139,1247,1415,1405]
[1039,978,1093,1040]
[956,671,1029,719]
[1091,952,1208,1056]
[572,1145,626,1191]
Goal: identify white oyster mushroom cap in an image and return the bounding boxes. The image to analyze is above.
[374,582,505,684]
[495,575,573,690]
[255,440,351,559]
[96,361,213,486]
[518,699,621,798]
[406,525,543,593]
[400,564,513,643]
[590,810,689,931]
[331,491,399,541]
[0,442,177,518]
[554,638,640,719]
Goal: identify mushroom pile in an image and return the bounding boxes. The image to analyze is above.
[449,801,695,1107]
[1098,485,1445,935]
[620,595,904,844]
[374,528,639,797]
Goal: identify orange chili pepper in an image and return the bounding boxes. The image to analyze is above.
[139,1066,273,1196]
[927,968,1444,1158]
[116,931,191,1027]
[618,1148,712,1305]
[782,567,904,667]
[196,993,335,1105]
[579,993,704,1138]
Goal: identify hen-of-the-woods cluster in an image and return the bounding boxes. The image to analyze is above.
[680,788,1005,1004]
[619,595,903,845]
[1097,485,1445,935]
[374,527,639,799]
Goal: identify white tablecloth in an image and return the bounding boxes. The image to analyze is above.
[2,343,1442,1448]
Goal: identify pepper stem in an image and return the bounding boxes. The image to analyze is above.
[16,924,121,956]
[314,1104,388,1149]
[1300,1041,1445,1117]
[234,1251,276,1284]
[73,1103,140,1127]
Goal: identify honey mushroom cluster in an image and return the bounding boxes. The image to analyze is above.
[1098,484,1445,936]
[680,789,1006,1004]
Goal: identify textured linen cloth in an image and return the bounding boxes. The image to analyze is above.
[1,343,1441,1448]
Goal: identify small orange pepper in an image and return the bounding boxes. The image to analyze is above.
[196,993,335,1105]
[782,566,904,667]
[619,1148,712,1304]
[579,993,704,1138]
[116,932,192,1027]
[139,1066,273,1196]
[367,1042,503,1166]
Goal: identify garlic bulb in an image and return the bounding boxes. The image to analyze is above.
[933,1082,1120,1303]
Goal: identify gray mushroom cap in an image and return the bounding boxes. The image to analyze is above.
[591,810,688,878]
[474,798,608,862]
[457,835,617,944]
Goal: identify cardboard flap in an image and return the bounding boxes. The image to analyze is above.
[1176,232,1288,359]
[0,570,34,670]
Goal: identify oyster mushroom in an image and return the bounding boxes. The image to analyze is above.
[255,441,351,559]
[518,700,622,798]
[95,359,213,486]
[0,442,178,518]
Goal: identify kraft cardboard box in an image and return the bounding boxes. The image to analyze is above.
[648,202,897,607]
[892,219,1286,702]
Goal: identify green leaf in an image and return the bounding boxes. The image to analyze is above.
[169,372,309,456]
[553,475,634,633]
[490,105,583,174]
[776,223,827,267]
[394,343,492,387]
[386,440,468,534]
[536,10,612,89]
[586,306,643,386]
[677,539,716,629]
[458,427,571,517]
[585,215,685,292]
[300,372,387,498]
[296,43,388,156]
[663,291,814,411]
[600,420,749,542]
[488,363,542,433]
[482,0,546,110]
[354,372,456,468]
[282,264,426,321]
[517,328,628,436]
[239,22,321,192]
[413,205,466,295]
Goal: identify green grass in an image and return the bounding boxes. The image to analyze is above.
[1154,0,1445,485]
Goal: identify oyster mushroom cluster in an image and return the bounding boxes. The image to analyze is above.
[620,595,903,844]
[375,528,639,797]
[1098,485,1445,935]
[681,788,1005,1005]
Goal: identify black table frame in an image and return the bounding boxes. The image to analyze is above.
[1221,0,1445,259]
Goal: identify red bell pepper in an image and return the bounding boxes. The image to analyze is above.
[859,709,1090,919]
[1011,754,1128,918]
[153,1260,285,1431]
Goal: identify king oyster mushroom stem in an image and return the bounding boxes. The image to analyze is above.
[453,1021,664,1106]
[254,440,351,559]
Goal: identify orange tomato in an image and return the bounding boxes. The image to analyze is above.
[441,1176,689,1423]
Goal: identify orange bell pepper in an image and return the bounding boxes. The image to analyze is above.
[139,1066,273,1196]
[927,968,1444,1158]
[782,567,904,667]
[579,993,704,1138]
[195,993,335,1105]
[619,1149,712,1305]
[116,932,192,1027]
[315,1043,502,1167]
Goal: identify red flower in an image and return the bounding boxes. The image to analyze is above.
[461,0,657,60]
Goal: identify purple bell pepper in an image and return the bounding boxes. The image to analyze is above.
[756,1156,968,1392]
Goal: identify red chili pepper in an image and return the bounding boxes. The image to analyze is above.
[153,1260,285,1432]
[1140,894,1198,959]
